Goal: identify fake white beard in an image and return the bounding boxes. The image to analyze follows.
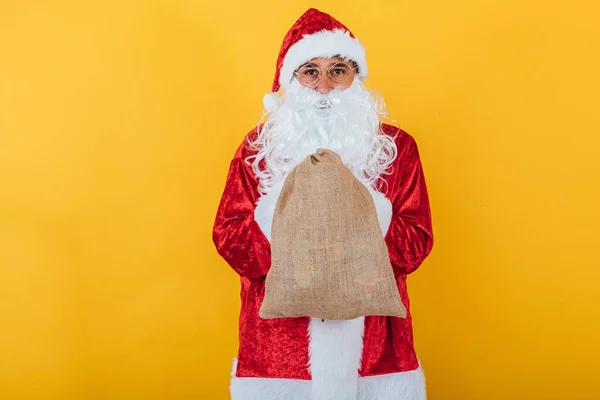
[249,78,398,194]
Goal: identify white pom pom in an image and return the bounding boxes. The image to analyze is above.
[263,92,281,113]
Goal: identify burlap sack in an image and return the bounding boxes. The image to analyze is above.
[259,149,406,320]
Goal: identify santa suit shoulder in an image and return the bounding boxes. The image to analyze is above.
[379,123,425,188]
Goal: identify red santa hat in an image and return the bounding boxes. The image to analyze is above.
[263,8,368,109]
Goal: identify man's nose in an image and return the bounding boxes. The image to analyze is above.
[314,75,335,94]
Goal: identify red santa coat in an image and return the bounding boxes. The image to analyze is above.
[213,124,434,400]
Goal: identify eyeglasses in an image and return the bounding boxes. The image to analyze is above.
[294,62,357,86]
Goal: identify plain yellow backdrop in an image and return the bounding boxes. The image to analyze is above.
[1,0,599,399]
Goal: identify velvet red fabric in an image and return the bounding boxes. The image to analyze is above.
[213,124,433,380]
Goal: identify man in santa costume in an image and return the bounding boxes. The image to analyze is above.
[213,8,434,400]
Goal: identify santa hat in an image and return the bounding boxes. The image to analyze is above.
[263,8,368,110]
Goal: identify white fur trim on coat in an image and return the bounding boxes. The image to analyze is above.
[230,359,311,400]
[308,317,365,399]
[279,29,368,89]
[230,359,426,400]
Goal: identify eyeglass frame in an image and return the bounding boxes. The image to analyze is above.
[293,61,358,86]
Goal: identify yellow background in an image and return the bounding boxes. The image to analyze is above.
[1,0,599,399]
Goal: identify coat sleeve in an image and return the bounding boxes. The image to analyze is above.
[212,140,272,279]
[384,136,434,276]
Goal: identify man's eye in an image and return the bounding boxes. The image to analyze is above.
[303,69,318,76]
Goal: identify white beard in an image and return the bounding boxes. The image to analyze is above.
[249,78,398,194]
